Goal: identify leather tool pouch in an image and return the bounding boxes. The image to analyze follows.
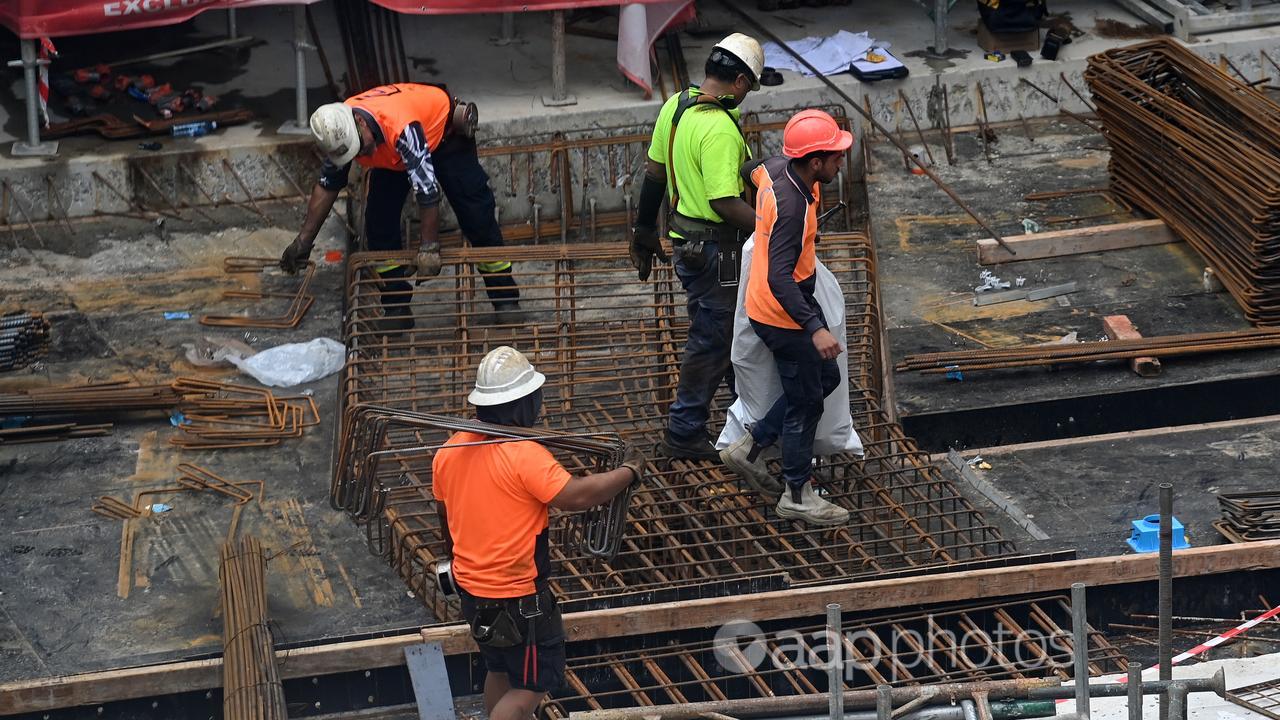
[470,603,524,648]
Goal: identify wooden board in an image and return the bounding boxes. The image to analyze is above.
[977,219,1176,264]
[5,539,1280,715]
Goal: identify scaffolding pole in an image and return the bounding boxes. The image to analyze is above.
[9,39,58,157]
[279,5,313,135]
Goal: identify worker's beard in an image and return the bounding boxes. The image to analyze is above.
[476,388,543,428]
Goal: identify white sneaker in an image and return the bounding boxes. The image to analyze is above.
[719,435,783,494]
[776,482,850,526]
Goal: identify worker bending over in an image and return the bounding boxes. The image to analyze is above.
[433,346,643,720]
[720,110,852,526]
[632,33,766,460]
[280,83,520,330]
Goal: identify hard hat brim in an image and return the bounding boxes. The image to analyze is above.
[467,370,546,406]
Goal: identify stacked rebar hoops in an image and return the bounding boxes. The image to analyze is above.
[1086,39,1280,325]
[219,535,286,720]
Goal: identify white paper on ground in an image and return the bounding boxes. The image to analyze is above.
[715,235,864,457]
[763,30,889,77]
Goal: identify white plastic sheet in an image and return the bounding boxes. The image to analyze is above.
[229,337,346,388]
[715,236,864,457]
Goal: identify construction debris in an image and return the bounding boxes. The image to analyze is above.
[1087,39,1280,326]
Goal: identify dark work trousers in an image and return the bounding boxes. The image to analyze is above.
[668,239,737,442]
[364,136,519,316]
[748,315,840,489]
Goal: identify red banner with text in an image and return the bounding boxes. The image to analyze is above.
[0,0,314,40]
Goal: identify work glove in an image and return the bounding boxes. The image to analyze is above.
[279,236,313,275]
[620,443,647,484]
[415,246,443,279]
[629,224,668,282]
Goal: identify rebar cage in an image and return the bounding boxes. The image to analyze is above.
[335,233,1017,622]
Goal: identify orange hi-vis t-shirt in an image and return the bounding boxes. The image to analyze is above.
[431,431,571,599]
[345,83,452,172]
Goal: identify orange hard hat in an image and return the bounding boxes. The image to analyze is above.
[782,109,855,158]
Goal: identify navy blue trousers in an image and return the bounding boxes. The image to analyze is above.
[748,318,840,488]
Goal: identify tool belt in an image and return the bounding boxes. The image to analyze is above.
[467,585,560,649]
[669,212,745,287]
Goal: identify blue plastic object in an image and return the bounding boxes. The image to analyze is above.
[1127,514,1191,553]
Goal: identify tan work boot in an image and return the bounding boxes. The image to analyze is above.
[776,482,849,526]
[720,435,783,495]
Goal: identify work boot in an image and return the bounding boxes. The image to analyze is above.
[776,481,850,526]
[720,435,783,495]
[658,429,720,461]
[492,301,526,326]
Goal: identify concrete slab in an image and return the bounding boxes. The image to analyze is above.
[944,414,1280,559]
[865,115,1280,450]
[0,212,432,683]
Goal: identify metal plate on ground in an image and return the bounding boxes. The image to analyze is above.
[405,642,456,720]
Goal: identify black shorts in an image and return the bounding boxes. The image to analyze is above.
[459,589,566,694]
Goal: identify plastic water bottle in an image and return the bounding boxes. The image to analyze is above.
[171,120,218,138]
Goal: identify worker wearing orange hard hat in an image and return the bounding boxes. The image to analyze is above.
[719,109,853,526]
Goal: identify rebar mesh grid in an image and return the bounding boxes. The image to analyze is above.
[336,234,1016,621]
[540,596,1126,720]
[1228,677,1280,720]
[424,105,859,248]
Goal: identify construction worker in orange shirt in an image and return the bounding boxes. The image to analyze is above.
[433,346,644,720]
[279,83,521,330]
[719,110,852,526]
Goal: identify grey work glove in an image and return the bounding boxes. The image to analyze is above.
[279,236,313,274]
[629,224,668,282]
[415,246,443,278]
[620,443,646,484]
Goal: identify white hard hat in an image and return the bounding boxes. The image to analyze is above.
[310,103,360,166]
[468,346,546,406]
[713,33,765,91]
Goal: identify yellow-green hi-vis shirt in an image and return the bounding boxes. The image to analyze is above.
[646,87,750,239]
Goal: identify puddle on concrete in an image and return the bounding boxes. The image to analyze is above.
[905,47,969,72]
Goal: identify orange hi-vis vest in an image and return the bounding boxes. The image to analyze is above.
[344,84,451,171]
[745,158,820,330]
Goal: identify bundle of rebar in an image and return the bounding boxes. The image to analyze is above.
[0,422,112,444]
[334,404,633,560]
[896,327,1280,375]
[0,381,180,417]
[219,535,286,720]
[0,311,50,372]
[1085,39,1280,325]
[1215,490,1280,542]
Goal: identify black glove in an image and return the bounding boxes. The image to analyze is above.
[629,225,668,281]
[279,236,313,274]
[620,443,646,484]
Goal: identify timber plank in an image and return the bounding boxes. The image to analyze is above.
[977,219,1176,264]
